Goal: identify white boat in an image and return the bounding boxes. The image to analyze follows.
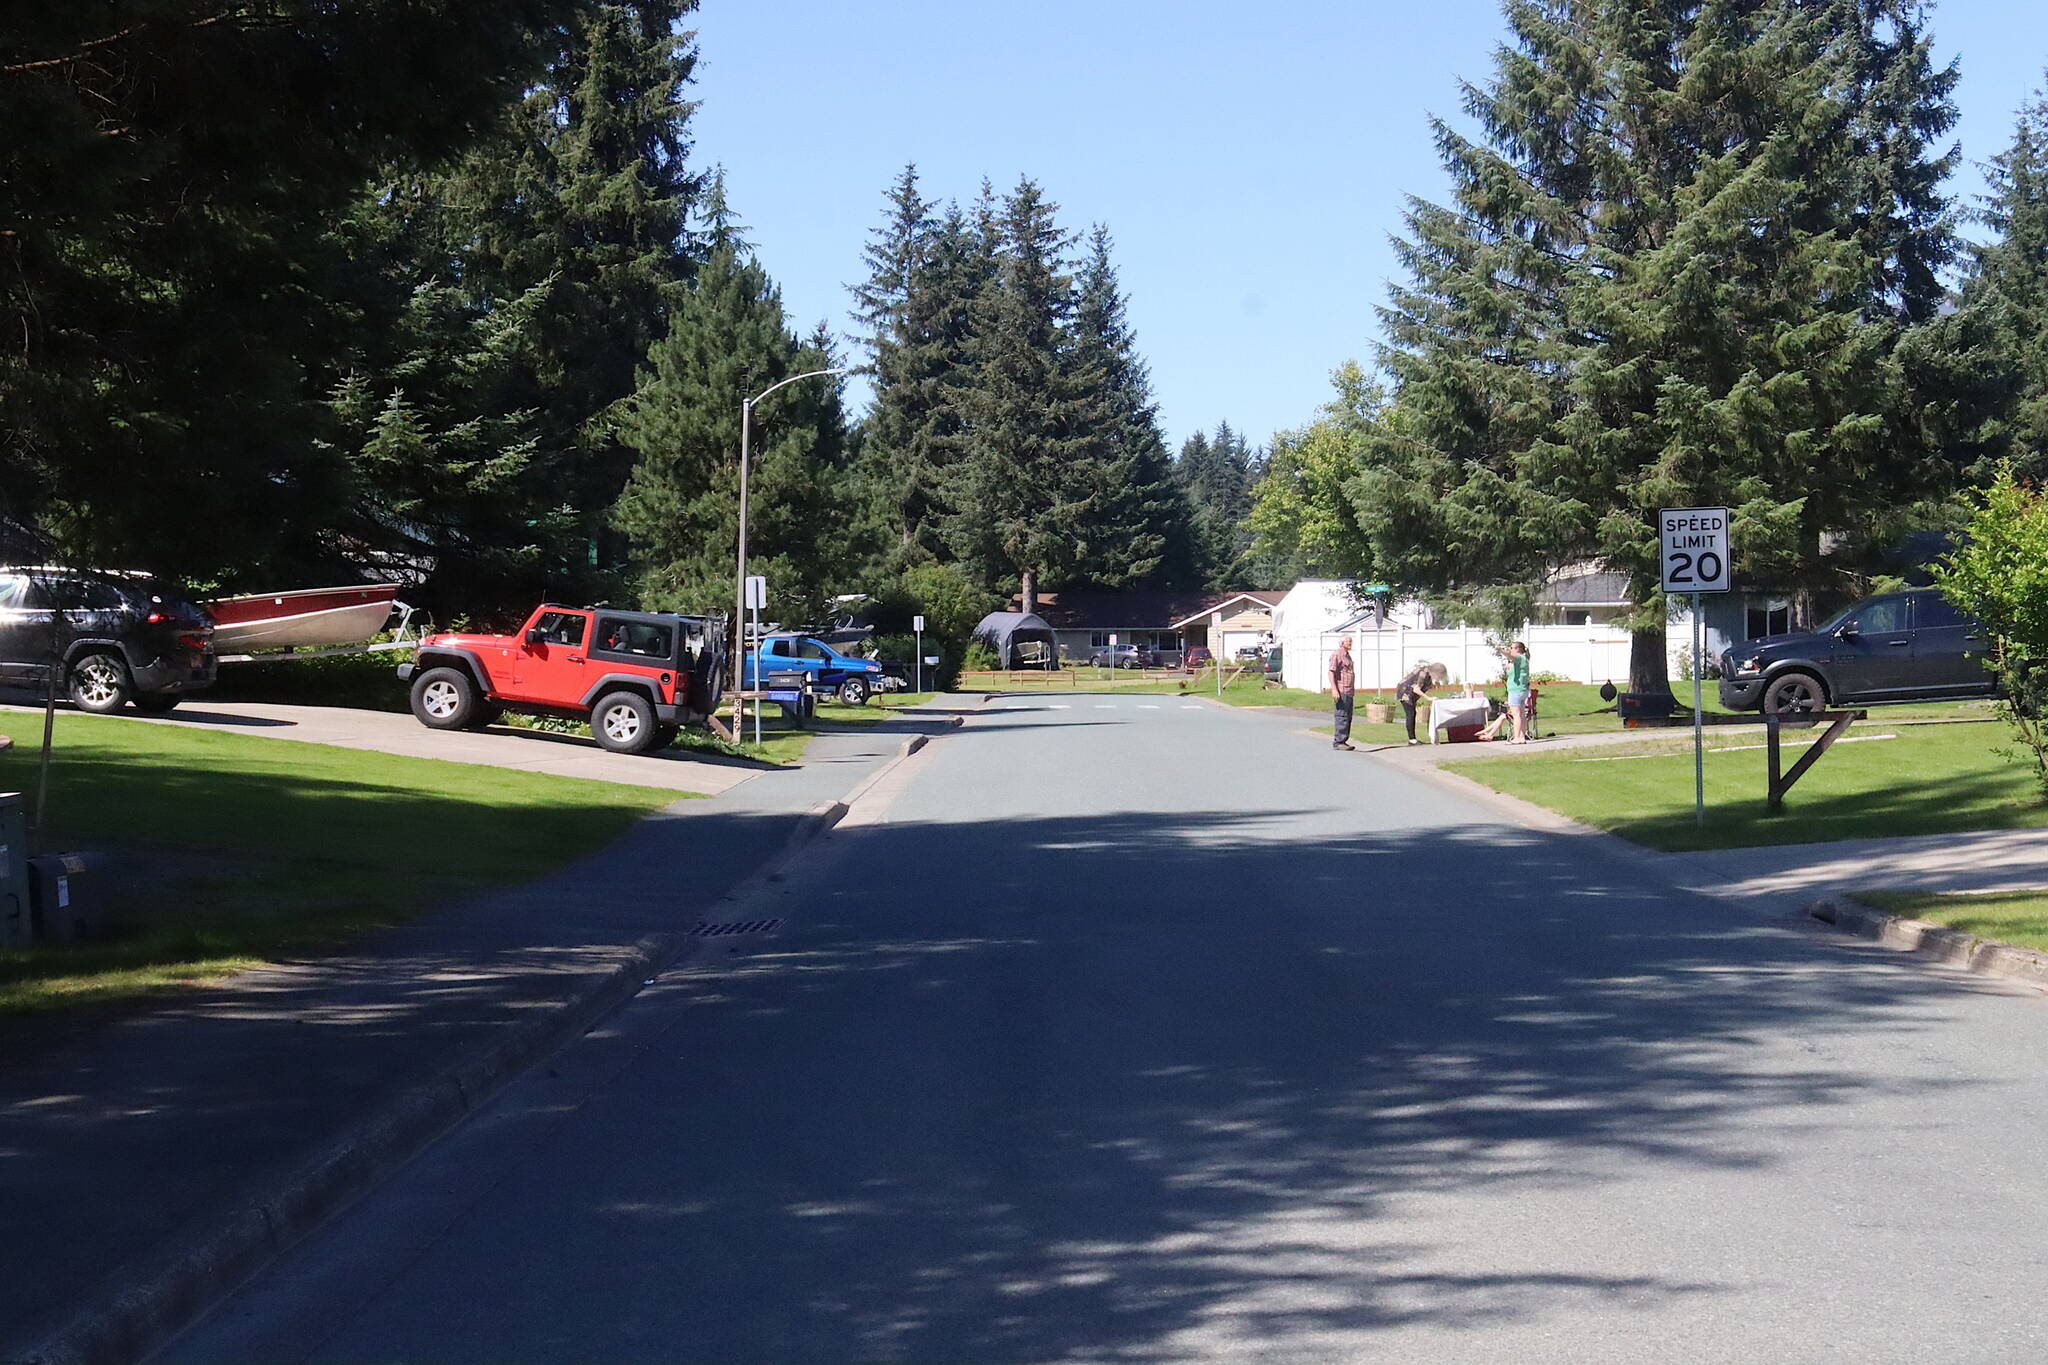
[203,584,401,653]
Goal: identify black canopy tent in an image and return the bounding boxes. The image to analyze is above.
[973,611,1059,669]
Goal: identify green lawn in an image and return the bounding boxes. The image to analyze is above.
[0,715,674,1013]
[1853,888,2048,953]
[1444,720,2040,851]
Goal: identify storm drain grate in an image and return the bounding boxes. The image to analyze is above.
[690,917,785,938]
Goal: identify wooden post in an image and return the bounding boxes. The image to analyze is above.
[1766,709,1865,810]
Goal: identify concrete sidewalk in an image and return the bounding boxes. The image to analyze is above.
[0,698,767,795]
[0,702,976,1364]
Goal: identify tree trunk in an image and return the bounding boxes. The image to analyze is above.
[1020,567,1037,617]
[1629,621,1673,698]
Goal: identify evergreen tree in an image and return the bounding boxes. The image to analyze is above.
[1067,226,1193,588]
[851,167,980,563]
[326,0,703,609]
[943,179,1102,612]
[1927,78,2048,479]
[0,0,581,580]
[612,247,850,626]
[1176,421,1260,587]
[1356,0,1960,695]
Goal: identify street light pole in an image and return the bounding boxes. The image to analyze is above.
[731,367,850,730]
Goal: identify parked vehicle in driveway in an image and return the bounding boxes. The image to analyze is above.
[1184,646,1214,671]
[1089,643,1153,669]
[1718,587,1996,715]
[398,603,725,753]
[0,567,215,713]
[742,633,886,705]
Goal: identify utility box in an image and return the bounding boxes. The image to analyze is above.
[30,852,103,942]
[0,793,28,950]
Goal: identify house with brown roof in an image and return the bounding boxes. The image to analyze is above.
[1003,589,1284,664]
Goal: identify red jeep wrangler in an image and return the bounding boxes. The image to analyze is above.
[398,604,726,754]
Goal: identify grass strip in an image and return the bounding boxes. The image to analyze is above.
[0,714,674,1014]
[1854,887,2048,954]
[1444,724,2048,852]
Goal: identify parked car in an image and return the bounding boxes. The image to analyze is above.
[1089,643,1153,669]
[743,633,886,704]
[1718,587,1995,715]
[0,567,215,713]
[1184,646,1214,671]
[399,603,725,753]
[1234,645,1265,662]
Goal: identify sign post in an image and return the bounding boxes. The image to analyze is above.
[913,614,925,694]
[745,575,767,746]
[1660,507,1732,825]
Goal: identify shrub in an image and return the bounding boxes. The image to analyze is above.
[1934,461,2048,796]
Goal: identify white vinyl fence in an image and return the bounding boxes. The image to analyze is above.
[1282,624,1643,693]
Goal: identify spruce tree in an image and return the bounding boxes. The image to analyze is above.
[1176,421,1259,588]
[612,247,850,625]
[1930,78,2048,479]
[851,167,980,563]
[0,0,581,579]
[943,179,1101,612]
[1357,0,1960,695]
[1067,226,1192,588]
[326,0,702,608]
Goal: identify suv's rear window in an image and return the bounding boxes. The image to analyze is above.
[595,617,673,661]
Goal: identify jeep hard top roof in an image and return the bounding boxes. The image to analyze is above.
[536,602,721,623]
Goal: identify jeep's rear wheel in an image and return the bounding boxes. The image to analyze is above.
[1762,670,1827,716]
[593,691,659,753]
[411,667,480,730]
[68,652,131,714]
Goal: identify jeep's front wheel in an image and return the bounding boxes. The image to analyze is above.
[411,667,480,730]
[837,677,870,706]
[68,652,131,714]
[592,691,660,753]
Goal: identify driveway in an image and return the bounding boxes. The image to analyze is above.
[0,698,763,795]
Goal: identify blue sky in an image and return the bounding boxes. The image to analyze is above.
[690,0,2048,453]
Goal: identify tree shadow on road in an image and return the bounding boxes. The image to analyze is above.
[474,807,2014,1362]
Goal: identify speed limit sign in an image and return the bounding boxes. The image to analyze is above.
[1660,507,1731,594]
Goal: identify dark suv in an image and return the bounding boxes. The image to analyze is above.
[0,568,216,713]
[1718,587,1995,714]
[1089,643,1153,669]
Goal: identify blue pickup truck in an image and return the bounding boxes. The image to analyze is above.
[743,633,887,705]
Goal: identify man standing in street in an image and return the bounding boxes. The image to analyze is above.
[1328,636,1356,750]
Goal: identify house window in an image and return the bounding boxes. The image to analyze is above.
[1746,602,1792,638]
[1091,631,1110,647]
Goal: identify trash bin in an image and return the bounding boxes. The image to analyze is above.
[29,852,102,942]
[0,793,27,950]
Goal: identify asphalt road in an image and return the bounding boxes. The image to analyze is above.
[165,696,2048,1363]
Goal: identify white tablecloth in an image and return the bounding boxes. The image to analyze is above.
[1428,694,1492,743]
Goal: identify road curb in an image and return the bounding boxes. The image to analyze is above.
[11,756,928,1364]
[1809,894,2048,992]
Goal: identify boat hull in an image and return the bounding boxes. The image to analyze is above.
[205,585,400,652]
